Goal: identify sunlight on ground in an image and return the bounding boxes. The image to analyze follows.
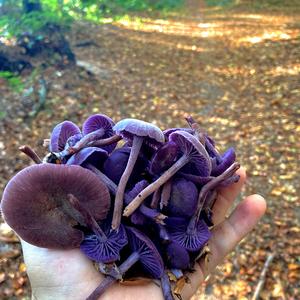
[239,31,292,44]
[116,14,300,46]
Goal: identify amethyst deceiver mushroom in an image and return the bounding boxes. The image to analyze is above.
[86,165,166,226]
[166,178,198,218]
[187,162,240,232]
[166,217,211,252]
[111,118,165,230]
[123,130,212,217]
[86,226,164,300]
[81,114,119,153]
[102,147,147,189]
[149,141,179,176]
[1,164,110,249]
[66,147,108,169]
[49,121,81,153]
[65,194,128,263]
[211,147,236,176]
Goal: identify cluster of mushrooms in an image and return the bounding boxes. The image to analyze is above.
[1,114,240,300]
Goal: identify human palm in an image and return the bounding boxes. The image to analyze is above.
[21,168,266,300]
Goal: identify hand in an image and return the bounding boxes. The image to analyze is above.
[20,167,266,300]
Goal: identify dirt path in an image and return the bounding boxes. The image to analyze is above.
[1,1,299,299]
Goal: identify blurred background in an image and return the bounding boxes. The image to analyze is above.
[0,0,299,299]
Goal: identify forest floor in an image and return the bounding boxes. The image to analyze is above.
[0,0,299,299]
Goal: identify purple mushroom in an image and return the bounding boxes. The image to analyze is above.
[86,165,166,226]
[166,178,198,218]
[1,164,110,249]
[81,114,119,153]
[49,121,81,152]
[66,194,127,264]
[187,162,240,232]
[166,217,211,252]
[86,226,164,300]
[123,130,212,217]
[211,147,236,176]
[66,147,108,169]
[112,118,165,230]
[102,147,147,190]
[149,141,179,176]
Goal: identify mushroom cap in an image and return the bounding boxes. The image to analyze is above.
[212,147,236,176]
[166,217,211,252]
[50,121,81,152]
[169,130,212,177]
[66,147,108,168]
[82,114,116,153]
[166,178,198,218]
[149,141,179,175]
[126,226,164,279]
[113,119,165,144]
[163,127,193,140]
[80,223,128,263]
[102,147,147,189]
[165,241,190,270]
[1,164,111,249]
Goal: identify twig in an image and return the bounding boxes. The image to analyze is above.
[19,145,42,164]
[252,252,275,300]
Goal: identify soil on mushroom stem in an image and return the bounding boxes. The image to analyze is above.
[0,0,300,299]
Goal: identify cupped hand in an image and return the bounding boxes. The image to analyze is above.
[21,167,266,300]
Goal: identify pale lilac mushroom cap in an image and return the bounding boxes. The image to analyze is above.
[113,118,165,145]
[1,164,111,249]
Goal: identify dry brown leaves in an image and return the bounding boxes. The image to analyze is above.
[0,0,299,299]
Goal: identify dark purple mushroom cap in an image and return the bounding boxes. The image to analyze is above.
[126,226,164,279]
[166,217,211,252]
[1,164,111,249]
[82,114,116,153]
[149,141,179,175]
[113,118,165,145]
[166,178,198,218]
[169,131,212,177]
[66,147,108,168]
[102,148,147,188]
[212,147,236,176]
[50,121,81,152]
[80,223,128,263]
[165,241,190,270]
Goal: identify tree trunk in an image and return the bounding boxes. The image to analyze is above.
[22,0,42,13]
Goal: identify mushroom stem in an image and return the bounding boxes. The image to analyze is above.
[185,116,206,145]
[160,179,172,210]
[86,252,140,300]
[123,154,190,217]
[72,128,105,151]
[66,194,107,241]
[177,172,213,185]
[187,162,240,234]
[150,187,161,209]
[89,135,122,147]
[86,164,166,224]
[112,136,144,230]
[161,271,175,300]
[19,145,42,164]
[53,129,114,160]
[158,224,170,242]
[85,164,119,194]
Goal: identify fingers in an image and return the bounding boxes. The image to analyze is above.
[181,194,266,300]
[212,167,247,225]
